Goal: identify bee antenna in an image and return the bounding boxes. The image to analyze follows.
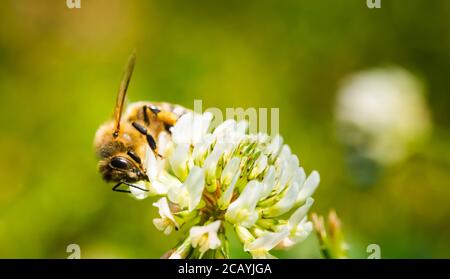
[113,49,137,138]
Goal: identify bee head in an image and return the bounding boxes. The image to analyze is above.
[98,153,148,183]
[94,121,148,183]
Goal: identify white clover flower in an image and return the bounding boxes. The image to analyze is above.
[153,197,178,235]
[247,227,290,259]
[225,180,262,227]
[190,220,222,255]
[168,166,205,212]
[336,67,432,165]
[276,198,314,249]
[130,112,320,259]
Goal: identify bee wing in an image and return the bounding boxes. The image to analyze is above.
[113,50,136,136]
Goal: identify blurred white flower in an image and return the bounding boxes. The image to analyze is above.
[131,111,320,258]
[336,67,432,165]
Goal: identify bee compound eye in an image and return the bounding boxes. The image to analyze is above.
[110,157,132,170]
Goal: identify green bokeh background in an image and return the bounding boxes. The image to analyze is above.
[1,0,449,258]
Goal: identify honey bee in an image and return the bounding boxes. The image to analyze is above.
[94,51,189,193]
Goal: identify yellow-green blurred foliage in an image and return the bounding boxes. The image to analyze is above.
[0,0,449,258]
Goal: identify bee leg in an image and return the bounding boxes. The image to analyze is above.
[112,182,131,193]
[141,105,160,125]
[132,121,162,158]
[112,182,149,193]
[163,123,173,134]
[142,105,150,125]
[148,105,161,115]
[147,105,177,134]
[122,182,149,192]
